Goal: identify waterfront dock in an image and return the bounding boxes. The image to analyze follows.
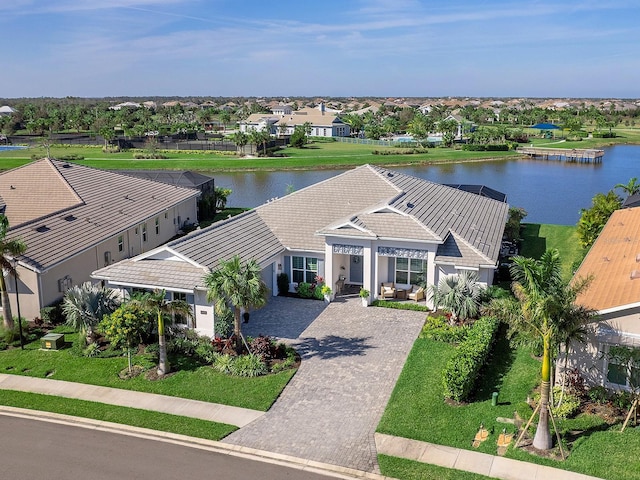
[517,146,604,163]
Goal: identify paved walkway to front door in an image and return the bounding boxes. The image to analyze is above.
[224,296,426,473]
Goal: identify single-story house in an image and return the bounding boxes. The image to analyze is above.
[240,104,351,138]
[93,164,509,337]
[564,207,640,391]
[0,158,200,320]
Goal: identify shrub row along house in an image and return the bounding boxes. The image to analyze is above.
[0,159,199,320]
[93,165,509,337]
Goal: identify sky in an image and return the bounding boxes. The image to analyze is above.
[1,0,639,99]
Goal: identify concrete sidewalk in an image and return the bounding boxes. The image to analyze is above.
[0,373,263,427]
[375,433,603,480]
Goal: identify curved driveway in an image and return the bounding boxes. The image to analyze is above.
[225,296,426,473]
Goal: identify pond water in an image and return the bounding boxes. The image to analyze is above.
[0,146,27,151]
[211,145,640,226]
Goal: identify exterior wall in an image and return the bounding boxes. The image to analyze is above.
[284,251,325,292]
[7,197,198,319]
[2,265,40,320]
[561,328,607,389]
[193,289,214,337]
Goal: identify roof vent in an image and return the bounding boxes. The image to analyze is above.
[63,214,76,222]
[631,270,640,279]
[636,254,640,263]
[35,225,50,233]
[62,163,72,168]
[406,202,414,208]
[387,172,394,177]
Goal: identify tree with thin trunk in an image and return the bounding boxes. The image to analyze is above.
[204,255,268,353]
[129,289,193,375]
[0,215,27,330]
[486,249,594,450]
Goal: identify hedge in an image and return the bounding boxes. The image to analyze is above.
[441,316,500,402]
[461,144,509,151]
[371,300,431,312]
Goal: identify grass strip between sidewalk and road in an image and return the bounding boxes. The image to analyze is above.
[0,390,236,441]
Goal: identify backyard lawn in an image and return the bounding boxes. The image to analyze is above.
[520,223,583,280]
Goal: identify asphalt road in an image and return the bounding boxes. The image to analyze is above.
[0,414,346,480]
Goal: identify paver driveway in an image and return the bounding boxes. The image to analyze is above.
[224,296,426,473]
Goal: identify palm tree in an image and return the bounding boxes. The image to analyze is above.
[489,249,594,450]
[130,289,193,375]
[429,270,483,323]
[204,255,268,352]
[230,131,248,155]
[615,177,640,197]
[62,282,120,343]
[0,215,27,330]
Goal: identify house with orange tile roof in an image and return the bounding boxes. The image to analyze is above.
[566,207,640,390]
[0,159,199,320]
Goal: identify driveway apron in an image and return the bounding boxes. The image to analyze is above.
[224,296,426,473]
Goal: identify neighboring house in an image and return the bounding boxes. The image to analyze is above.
[565,207,640,391]
[0,105,17,116]
[93,164,508,337]
[0,158,200,320]
[240,104,351,138]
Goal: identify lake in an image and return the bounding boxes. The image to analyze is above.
[211,145,640,226]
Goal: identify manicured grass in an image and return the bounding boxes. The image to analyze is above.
[377,329,640,480]
[520,223,583,279]
[0,330,295,412]
[0,390,236,440]
[0,142,517,173]
[378,455,492,480]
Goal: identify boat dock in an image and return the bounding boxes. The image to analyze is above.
[517,147,604,163]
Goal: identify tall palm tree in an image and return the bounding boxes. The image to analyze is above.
[62,282,120,343]
[130,289,193,375]
[0,215,27,330]
[490,249,594,450]
[204,255,268,352]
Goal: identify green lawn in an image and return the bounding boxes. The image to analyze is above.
[0,390,236,440]
[379,455,492,480]
[0,141,516,173]
[520,223,583,280]
[0,330,294,412]
[377,330,640,480]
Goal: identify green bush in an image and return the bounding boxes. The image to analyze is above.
[441,316,500,402]
[534,387,581,419]
[297,282,314,299]
[230,353,268,377]
[461,144,509,151]
[587,385,608,404]
[371,300,430,312]
[277,273,290,296]
[420,315,470,343]
[213,353,234,374]
[40,302,65,324]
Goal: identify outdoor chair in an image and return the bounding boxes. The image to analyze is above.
[407,285,425,302]
[380,282,396,299]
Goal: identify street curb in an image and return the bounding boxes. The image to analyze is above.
[0,406,391,480]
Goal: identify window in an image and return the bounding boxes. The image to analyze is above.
[118,235,124,252]
[292,256,319,284]
[606,345,640,388]
[172,292,189,325]
[155,217,160,235]
[142,223,147,242]
[395,258,425,285]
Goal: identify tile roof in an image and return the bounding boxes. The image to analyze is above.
[2,159,200,272]
[574,207,640,312]
[93,164,508,287]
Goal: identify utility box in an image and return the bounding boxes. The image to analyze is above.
[41,333,65,350]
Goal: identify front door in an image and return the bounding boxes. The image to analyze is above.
[350,255,363,284]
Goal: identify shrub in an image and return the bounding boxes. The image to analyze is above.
[421,314,470,343]
[297,282,314,299]
[441,316,500,402]
[461,144,509,151]
[230,353,268,377]
[213,353,234,374]
[371,300,430,312]
[612,390,634,411]
[249,335,276,361]
[40,302,65,325]
[277,273,290,296]
[587,385,608,404]
[195,342,219,364]
[83,342,102,358]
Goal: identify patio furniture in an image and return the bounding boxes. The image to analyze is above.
[407,286,425,302]
[380,282,396,299]
[396,288,408,300]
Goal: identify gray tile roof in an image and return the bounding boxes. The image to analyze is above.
[2,159,200,272]
[92,258,208,290]
[168,209,284,270]
[115,170,214,189]
[435,232,493,267]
